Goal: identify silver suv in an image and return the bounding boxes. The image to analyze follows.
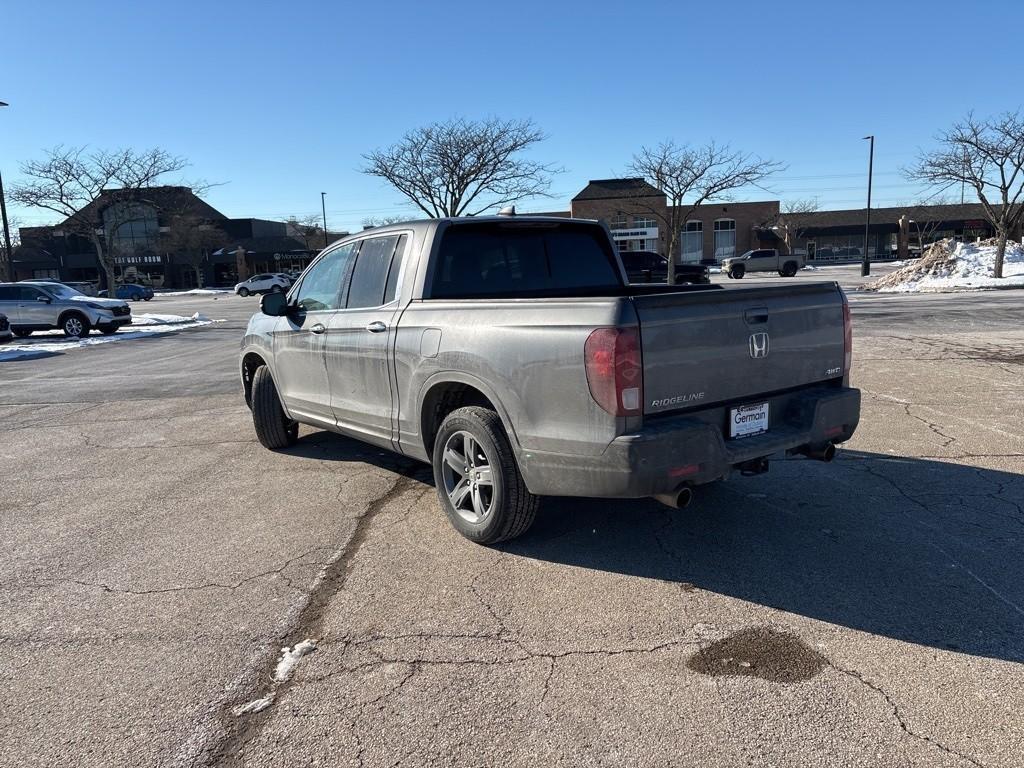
[0,282,132,337]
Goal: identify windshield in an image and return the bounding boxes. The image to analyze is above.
[38,283,84,299]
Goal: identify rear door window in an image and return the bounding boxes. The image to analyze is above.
[429,223,621,299]
[346,234,402,309]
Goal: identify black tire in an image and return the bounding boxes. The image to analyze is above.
[238,287,250,297]
[99,325,118,335]
[144,297,152,301]
[251,366,298,449]
[782,261,798,277]
[432,406,538,544]
[730,265,745,279]
[13,329,32,338]
[271,284,283,293]
[61,313,91,338]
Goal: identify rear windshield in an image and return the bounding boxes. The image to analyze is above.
[427,222,623,299]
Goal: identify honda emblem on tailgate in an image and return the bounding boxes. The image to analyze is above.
[749,332,770,359]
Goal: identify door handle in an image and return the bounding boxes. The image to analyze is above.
[366,321,387,333]
[310,323,326,334]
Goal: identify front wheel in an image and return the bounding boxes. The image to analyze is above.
[62,314,91,338]
[238,287,250,297]
[271,284,283,293]
[251,366,298,449]
[432,406,538,544]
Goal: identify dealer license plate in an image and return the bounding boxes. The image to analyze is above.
[730,402,769,439]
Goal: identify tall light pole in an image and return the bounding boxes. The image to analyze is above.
[320,192,328,249]
[861,135,874,277]
[0,101,13,282]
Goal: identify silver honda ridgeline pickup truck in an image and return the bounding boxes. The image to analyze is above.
[240,216,859,544]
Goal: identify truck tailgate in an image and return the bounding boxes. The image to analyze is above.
[633,283,846,415]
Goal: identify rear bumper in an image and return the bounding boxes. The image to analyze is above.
[519,385,860,497]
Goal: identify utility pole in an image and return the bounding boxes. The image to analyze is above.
[320,192,328,249]
[862,135,874,277]
[0,101,12,282]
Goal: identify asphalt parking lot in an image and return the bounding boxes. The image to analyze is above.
[1,269,1022,767]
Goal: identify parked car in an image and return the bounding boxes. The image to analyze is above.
[0,312,12,344]
[98,283,154,301]
[234,274,291,296]
[619,251,710,284]
[0,281,132,337]
[240,215,859,544]
[721,249,805,278]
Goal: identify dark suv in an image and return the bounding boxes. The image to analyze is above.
[619,251,710,284]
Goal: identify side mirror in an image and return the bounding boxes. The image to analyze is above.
[260,291,291,317]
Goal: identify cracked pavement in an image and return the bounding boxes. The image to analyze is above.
[1,276,1022,767]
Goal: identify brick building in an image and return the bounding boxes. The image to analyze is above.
[535,178,781,264]
[13,187,321,288]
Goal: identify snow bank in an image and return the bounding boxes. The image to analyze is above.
[130,313,196,326]
[273,639,317,683]
[0,317,220,360]
[173,288,232,296]
[866,238,1024,292]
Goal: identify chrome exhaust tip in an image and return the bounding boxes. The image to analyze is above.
[654,486,693,509]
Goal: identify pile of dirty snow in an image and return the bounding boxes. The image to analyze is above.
[866,238,1024,292]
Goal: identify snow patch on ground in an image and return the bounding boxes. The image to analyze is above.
[232,694,275,716]
[171,288,233,296]
[867,239,1024,292]
[273,640,317,683]
[129,312,198,326]
[0,317,222,360]
[801,265,818,271]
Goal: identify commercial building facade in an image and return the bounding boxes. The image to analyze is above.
[537,179,1016,265]
[12,187,324,289]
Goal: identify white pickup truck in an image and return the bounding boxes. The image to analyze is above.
[722,249,805,279]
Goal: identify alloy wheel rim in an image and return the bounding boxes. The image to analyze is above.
[441,431,494,523]
[67,318,83,335]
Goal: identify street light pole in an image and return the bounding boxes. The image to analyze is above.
[862,135,874,277]
[0,101,12,283]
[320,192,328,249]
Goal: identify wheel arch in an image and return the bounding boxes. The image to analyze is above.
[418,373,521,461]
[241,350,270,408]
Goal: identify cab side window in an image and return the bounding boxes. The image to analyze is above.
[293,242,358,312]
[346,234,405,309]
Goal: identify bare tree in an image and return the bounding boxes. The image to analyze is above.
[160,214,228,288]
[363,118,558,217]
[10,146,190,291]
[908,111,1024,277]
[899,197,953,254]
[361,214,408,229]
[0,214,21,278]
[628,141,784,283]
[285,214,327,250]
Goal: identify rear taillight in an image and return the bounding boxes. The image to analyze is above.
[584,327,643,416]
[842,292,853,374]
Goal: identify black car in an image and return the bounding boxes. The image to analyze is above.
[619,251,710,284]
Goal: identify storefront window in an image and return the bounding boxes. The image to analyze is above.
[713,219,736,261]
[681,221,703,263]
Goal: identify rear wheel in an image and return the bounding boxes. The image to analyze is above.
[61,313,90,338]
[251,366,298,449]
[729,265,745,279]
[432,406,538,544]
[781,261,798,277]
[99,325,118,335]
[13,329,32,338]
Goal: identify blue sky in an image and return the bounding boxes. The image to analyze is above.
[3,0,1021,232]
